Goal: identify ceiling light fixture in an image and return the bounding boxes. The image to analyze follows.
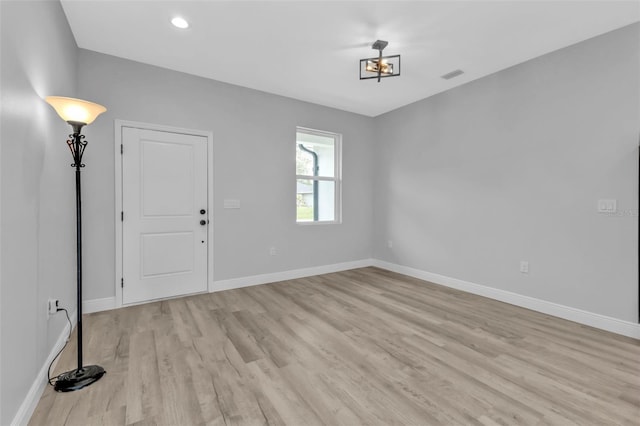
[360,40,401,83]
[171,16,189,29]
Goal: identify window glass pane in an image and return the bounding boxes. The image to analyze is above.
[296,179,335,222]
[296,178,314,222]
[296,145,315,177]
[317,180,335,221]
[296,132,335,178]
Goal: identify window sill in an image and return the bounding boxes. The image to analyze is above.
[296,220,342,226]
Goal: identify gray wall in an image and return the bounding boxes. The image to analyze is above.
[373,23,640,322]
[77,50,375,301]
[0,1,79,423]
[1,3,638,422]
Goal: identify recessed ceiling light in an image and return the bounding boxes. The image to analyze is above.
[171,17,189,29]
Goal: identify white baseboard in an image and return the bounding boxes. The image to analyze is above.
[373,260,640,340]
[81,260,375,314]
[83,297,116,314]
[212,259,375,292]
[11,309,77,426]
[79,257,640,340]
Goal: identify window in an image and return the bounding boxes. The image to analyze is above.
[296,127,341,223]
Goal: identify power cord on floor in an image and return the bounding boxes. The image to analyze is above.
[47,307,72,386]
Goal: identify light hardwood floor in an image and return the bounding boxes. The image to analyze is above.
[30,267,640,425]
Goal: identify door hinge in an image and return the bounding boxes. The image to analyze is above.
[121,278,124,288]
[121,211,124,221]
[121,144,123,154]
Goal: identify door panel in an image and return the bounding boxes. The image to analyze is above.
[141,232,194,277]
[141,141,194,217]
[122,127,208,305]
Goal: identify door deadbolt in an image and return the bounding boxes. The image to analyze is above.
[200,209,206,214]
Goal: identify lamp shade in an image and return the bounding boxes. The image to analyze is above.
[45,96,106,125]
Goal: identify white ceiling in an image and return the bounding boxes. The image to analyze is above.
[60,1,639,117]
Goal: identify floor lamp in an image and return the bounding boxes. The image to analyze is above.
[45,96,107,392]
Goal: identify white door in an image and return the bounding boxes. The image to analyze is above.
[122,127,208,305]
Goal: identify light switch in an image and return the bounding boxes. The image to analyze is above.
[597,199,617,213]
[224,199,241,209]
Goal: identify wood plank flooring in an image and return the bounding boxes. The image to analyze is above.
[29,267,640,425]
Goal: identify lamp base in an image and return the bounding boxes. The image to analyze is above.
[53,365,106,392]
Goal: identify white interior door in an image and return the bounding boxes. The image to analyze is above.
[122,127,208,305]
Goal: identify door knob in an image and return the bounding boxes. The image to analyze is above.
[200,220,207,226]
[200,209,206,214]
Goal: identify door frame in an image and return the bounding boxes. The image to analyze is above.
[114,119,214,308]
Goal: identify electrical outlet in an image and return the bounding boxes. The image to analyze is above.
[387,240,393,248]
[520,261,529,274]
[48,299,59,315]
[269,246,277,256]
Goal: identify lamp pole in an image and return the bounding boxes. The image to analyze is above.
[69,122,86,371]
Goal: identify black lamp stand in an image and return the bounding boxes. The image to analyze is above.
[53,121,106,392]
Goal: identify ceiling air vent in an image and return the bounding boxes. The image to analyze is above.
[441,69,464,80]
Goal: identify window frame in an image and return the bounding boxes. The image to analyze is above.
[295,126,342,225]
